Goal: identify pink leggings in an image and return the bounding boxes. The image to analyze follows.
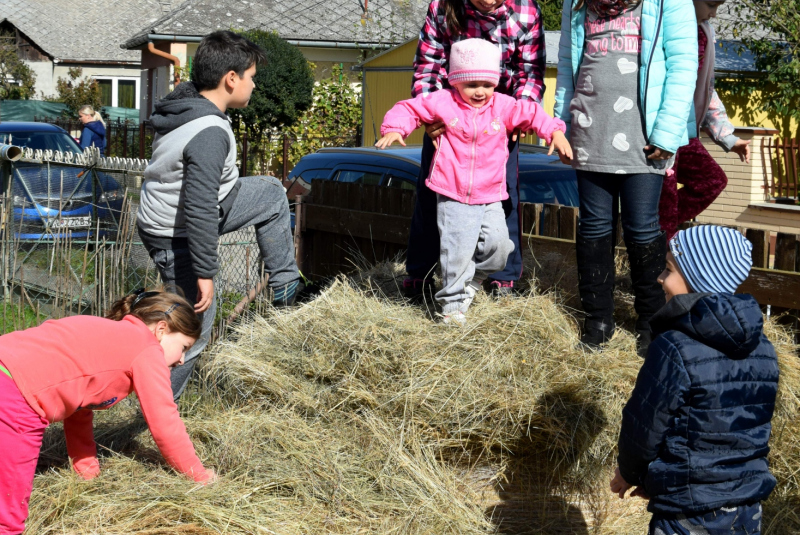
[0,366,49,535]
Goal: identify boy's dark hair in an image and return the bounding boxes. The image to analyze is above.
[192,30,267,91]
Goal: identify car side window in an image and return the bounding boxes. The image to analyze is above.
[334,170,383,186]
[297,168,333,181]
[386,174,416,191]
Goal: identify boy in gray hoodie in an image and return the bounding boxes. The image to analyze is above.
[137,31,301,399]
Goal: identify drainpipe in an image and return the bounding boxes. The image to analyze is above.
[147,41,181,84]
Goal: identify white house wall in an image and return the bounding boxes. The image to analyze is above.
[24,59,56,97]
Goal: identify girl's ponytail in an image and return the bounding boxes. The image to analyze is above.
[106,288,202,340]
[78,104,106,126]
[443,0,467,36]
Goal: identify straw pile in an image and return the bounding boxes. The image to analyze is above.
[26,261,800,534]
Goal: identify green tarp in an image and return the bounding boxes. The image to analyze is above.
[101,106,140,124]
[0,100,68,122]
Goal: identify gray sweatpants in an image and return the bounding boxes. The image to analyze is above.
[435,194,514,315]
[149,175,300,400]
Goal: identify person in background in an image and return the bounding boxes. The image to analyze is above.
[658,0,752,241]
[78,104,106,154]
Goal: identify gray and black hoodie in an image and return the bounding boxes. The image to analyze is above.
[137,82,241,279]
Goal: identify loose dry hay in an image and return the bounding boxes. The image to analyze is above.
[26,262,800,534]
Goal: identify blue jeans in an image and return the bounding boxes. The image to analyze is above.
[650,503,762,535]
[146,175,300,400]
[406,133,522,282]
[576,170,663,244]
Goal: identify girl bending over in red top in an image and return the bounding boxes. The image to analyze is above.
[0,288,215,535]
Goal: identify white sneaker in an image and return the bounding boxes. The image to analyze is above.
[442,311,467,325]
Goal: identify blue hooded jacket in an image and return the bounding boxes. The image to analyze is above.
[617,293,779,515]
[554,0,698,153]
[80,120,106,153]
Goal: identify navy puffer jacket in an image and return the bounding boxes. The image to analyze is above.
[617,293,779,515]
[80,120,106,153]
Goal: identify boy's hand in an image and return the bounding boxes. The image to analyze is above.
[549,130,573,164]
[425,121,446,149]
[195,278,214,313]
[731,139,751,163]
[375,132,405,150]
[610,467,633,499]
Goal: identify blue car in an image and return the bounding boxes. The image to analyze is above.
[287,145,578,206]
[0,122,124,240]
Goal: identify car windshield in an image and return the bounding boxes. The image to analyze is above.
[1,130,82,154]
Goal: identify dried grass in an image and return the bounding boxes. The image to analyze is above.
[26,261,800,534]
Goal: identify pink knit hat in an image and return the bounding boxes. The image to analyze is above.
[448,38,501,86]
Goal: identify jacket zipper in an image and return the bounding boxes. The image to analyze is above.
[467,108,478,202]
[641,0,664,137]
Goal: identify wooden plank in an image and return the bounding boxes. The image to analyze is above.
[738,267,800,309]
[304,205,411,245]
[541,203,560,238]
[745,228,769,269]
[387,186,404,216]
[773,233,798,272]
[760,138,774,197]
[520,203,542,235]
[791,138,799,199]
[524,233,577,258]
[558,206,578,241]
[399,189,416,218]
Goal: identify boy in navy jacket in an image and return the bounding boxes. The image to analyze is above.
[611,225,779,534]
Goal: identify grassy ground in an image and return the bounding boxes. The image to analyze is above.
[23,256,800,534]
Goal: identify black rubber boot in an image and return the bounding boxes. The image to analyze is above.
[625,232,667,358]
[575,233,616,349]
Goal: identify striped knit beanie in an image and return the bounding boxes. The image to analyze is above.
[669,225,753,294]
[448,39,501,86]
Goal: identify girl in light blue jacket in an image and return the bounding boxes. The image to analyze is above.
[554,0,697,356]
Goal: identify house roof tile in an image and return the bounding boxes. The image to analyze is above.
[122,0,431,49]
[1,0,166,62]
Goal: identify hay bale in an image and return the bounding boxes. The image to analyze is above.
[27,263,800,534]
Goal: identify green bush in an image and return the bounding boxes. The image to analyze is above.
[228,30,314,139]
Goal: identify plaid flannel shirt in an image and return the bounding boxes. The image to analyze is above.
[412,0,546,103]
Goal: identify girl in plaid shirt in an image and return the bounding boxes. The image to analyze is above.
[403,0,547,301]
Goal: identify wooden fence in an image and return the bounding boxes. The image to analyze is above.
[295,181,800,310]
[761,137,799,201]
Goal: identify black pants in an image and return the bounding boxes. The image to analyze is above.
[405,133,522,282]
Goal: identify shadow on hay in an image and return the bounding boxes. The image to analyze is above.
[36,413,152,473]
[486,387,607,535]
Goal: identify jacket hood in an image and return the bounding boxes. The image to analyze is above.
[650,293,764,359]
[84,121,105,136]
[149,82,229,135]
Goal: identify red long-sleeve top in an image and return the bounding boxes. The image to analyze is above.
[0,315,210,482]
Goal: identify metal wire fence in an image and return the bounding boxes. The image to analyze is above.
[1,148,268,339]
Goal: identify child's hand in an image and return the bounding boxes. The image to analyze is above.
[610,467,633,499]
[644,145,674,160]
[549,130,573,165]
[203,468,218,485]
[731,139,751,163]
[375,132,405,150]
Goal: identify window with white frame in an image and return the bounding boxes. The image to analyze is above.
[92,77,140,109]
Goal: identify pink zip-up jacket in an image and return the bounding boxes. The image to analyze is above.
[381,89,566,205]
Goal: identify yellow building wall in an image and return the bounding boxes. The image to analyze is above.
[717,82,799,140]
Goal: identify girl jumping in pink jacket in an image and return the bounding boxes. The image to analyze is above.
[0,289,215,534]
[377,38,572,324]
